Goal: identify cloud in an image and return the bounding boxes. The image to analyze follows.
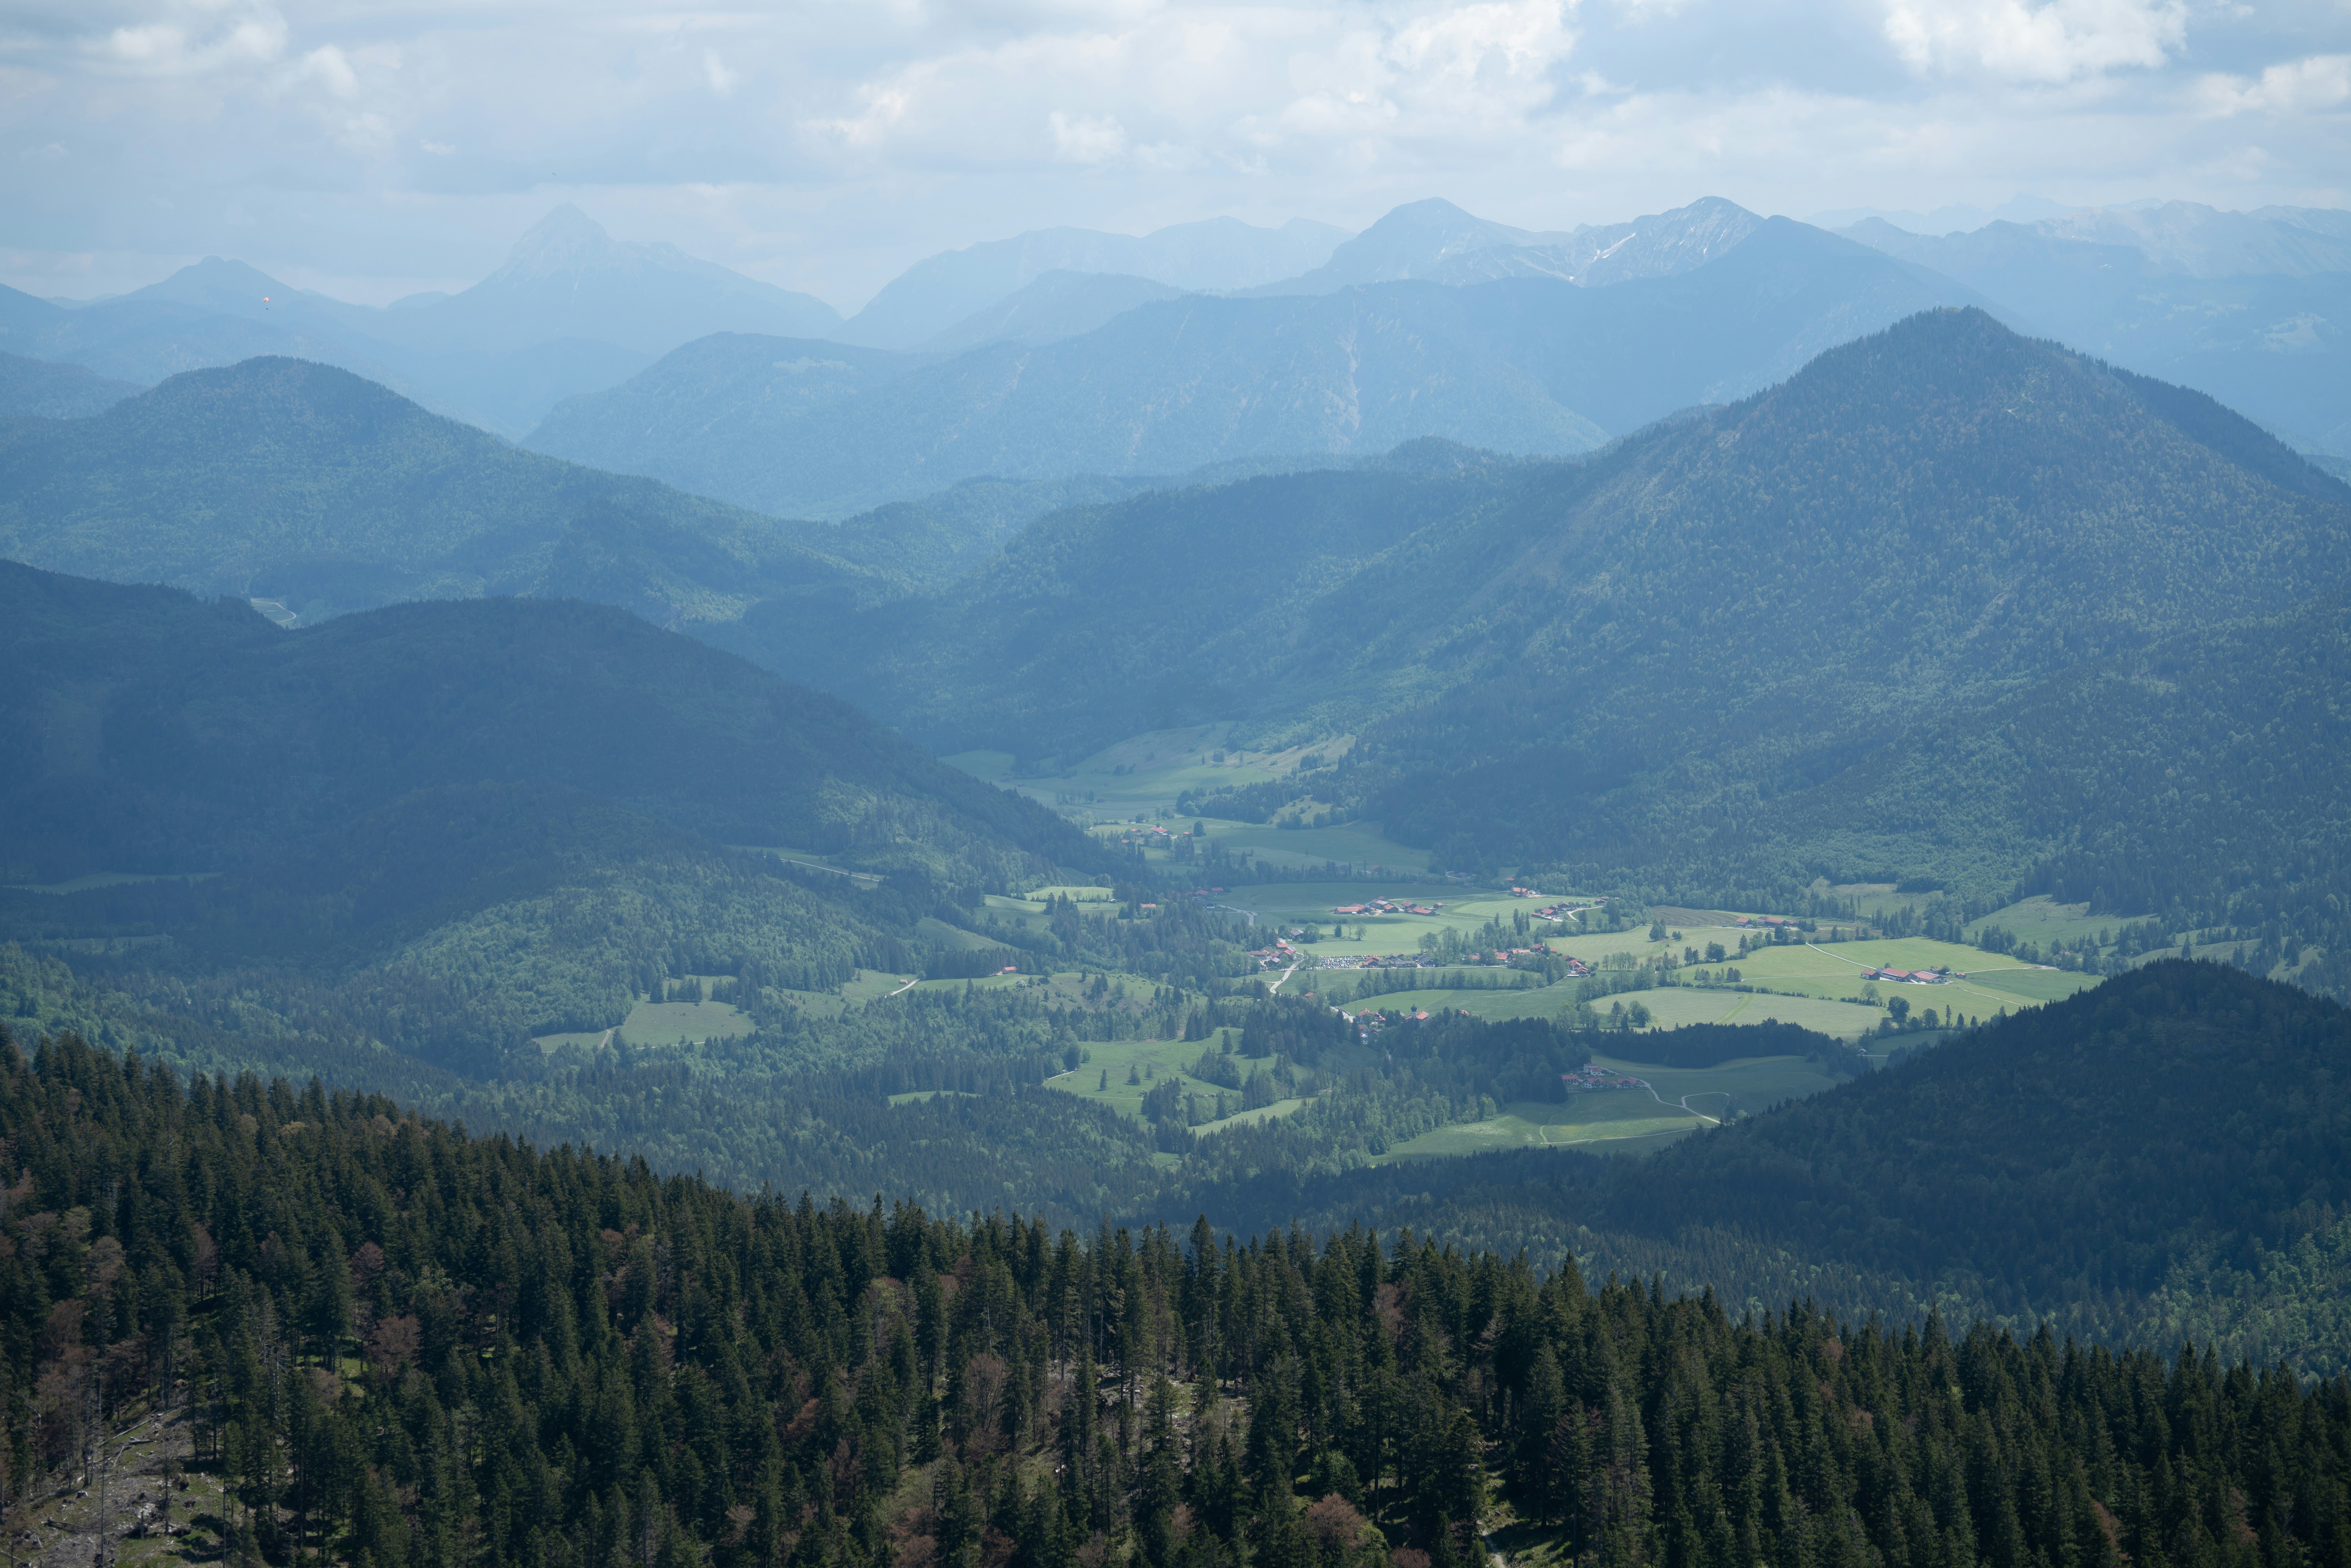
[5,0,2347,307]
[2197,53,2351,117]
[1881,0,2187,82]
[704,49,739,99]
[98,3,287,78]
[1049,110,1130,163]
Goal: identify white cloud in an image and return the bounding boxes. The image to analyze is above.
[2197,53,2351,117]
[704,49,739,99]
[99,4,287,78]
[1882,0,2187,82]
[301,43,356,98]
[5,0,2346,307]
[1049,110,1130,163]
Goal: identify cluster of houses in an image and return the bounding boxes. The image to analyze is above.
[1562,1063,1646,1092]
[1333,896,1443,917]
[1533,902,1582,923]
[1865,966,1952,984]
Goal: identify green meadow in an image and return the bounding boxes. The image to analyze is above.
[1380,1045,1847,1160]
[1041,1031,1309,1133]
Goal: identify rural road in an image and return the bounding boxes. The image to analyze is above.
[1636,1079,1722,1126]
[1266,962,1300,993]
[887,976,919,998]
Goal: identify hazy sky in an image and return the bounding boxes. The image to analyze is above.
[5,0,2347,309]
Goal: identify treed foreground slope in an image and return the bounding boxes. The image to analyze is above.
[7,1026,2350,1568]
[0,356,879,625]
[0,563,1114,1066]
[1183,964,2351,1376]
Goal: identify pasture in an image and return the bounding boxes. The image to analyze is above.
[1380,1044,1845,1159]
[945,725,1328,820]
[1712,936,2095,1017]
[1041,1030,1308,1134]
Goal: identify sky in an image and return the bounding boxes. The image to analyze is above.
[4,0,2348,310]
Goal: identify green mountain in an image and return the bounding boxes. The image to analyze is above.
[0,562,1114,1068]
[0,356,878,626]
[726,308,2351,989]
[527,221,1987,518]
[0,560,1097,884]
[1179,961,2351,1375]
[741,308,2346,772]
[0,348,144,417]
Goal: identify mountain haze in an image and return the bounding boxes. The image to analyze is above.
[0,356,878,626]
[830,214,1347,347]
[529,219,1990,518]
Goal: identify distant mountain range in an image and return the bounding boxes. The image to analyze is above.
[527,218,1993,518]
[9,191,2346,468]
[1839,200,2351,454]
[0,208,840,437]
[829,215,1348,348]
[1246,195,1766,293]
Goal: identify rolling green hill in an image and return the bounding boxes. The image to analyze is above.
[0,356,880,626]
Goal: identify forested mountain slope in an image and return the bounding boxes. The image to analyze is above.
[1180,962,2351,1375]
[0,357,878,626]
[745,309,2347,777]
[702,444,1541,751]
[0,349,144,417]
[526,221,1984,519]
[0,562,1098,885]
[0,565,1115,1067]
[16,1031,2348,1568]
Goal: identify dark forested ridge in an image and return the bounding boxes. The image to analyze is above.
[0,563,1129,1073]
[1176,964,2351,1377]
[3,1025,2350,1568]
[0,562,1100,885]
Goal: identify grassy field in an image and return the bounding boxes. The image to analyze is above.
[1041,1031,1313,1134]
[1715,936,2097,1018]
[1381,1044,1846,1160]
[1963,895,2160,949]
[1187,817,1432,873]
[945,725,1323,819]
[1323,977,1891,1041]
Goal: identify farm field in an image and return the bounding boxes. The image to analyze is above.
[1719,936,2094,1016]
[945,725,1324,819]
[1963,895,2143,947]
[1382,1044,1847,1159]
[534,985,759,1050]
[1331,978,1891,1040]
[1187,817,1432,874]
[1042,1031,1311,1134]
[1214,882,1622,956]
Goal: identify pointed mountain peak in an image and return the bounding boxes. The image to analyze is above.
[501,205,618,275]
